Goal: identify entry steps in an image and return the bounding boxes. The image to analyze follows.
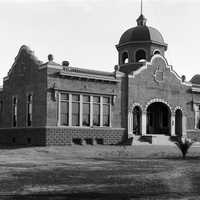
[132,135,177,145]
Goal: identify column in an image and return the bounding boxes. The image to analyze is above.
[90,96,93,127]
[182,115,187,136]
[128,112,133,138]
[171,115,175,136]
[194,104,198,129]
[109,98,112,127]
[69,94,72,126]
[57,92,60,126]
[79,95,83,127]
[100,96,103,127]
[141,112,146,136]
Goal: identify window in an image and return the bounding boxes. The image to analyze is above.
[60,93,69,126]
[0,100,3,113]
[12,97,17,127]
[135,49,146,62]
[93,96,100,126]
[195,105,200,129]
[83,95,90,126]
[58,93,112,128]
[27,94,33,126]
[122,52,129,64]
[72,94,80,126]
[154,50,160,55]
[103,97,110,126]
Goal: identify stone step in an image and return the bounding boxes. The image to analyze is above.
[132,135,176,145]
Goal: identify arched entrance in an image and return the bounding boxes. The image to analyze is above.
[147,102,171,135]
[133,106,142,135]
[175,109,182,136]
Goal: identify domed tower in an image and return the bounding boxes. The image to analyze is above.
[116,13,168,73]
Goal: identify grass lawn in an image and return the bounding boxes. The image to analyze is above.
[0,145,200,199]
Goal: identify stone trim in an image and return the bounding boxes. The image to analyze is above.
[145,98,172,112]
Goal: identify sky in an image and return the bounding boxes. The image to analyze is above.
[0,0,199,85]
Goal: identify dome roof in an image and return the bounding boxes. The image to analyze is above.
[118,14,166,47]
[191,74,200,84]
[119,26,165,45]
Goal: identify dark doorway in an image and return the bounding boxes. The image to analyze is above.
[147,102,171,135]
[133,106,142,135]
[175,109,182,136]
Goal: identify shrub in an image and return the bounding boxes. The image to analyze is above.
[175,137,193,159]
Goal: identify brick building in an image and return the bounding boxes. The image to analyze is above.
[0,14,200,146]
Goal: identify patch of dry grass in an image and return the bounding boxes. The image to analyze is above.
[0,145,199,199]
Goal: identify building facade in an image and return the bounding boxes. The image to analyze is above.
[0,14,200,146]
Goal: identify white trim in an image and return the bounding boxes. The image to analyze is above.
[128,112,133,138]
[69,94,72,126]
[26,92,33,127]
[80,94,83,127]
[174,106,184,114]
[57,93,61,126]
[145,98,172,112]
[192,87,200,92]
[153,49,161,55]
[109,97,112,128]
[128,102,143,112]
[182,115,187,136]
[39,64,63,70]
[171,115,175,136]
[90,96,93,127]
[100,96,103,127]
[141,113,147,136]
[12,95,18,127]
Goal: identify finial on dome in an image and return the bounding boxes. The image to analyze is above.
[48,54,54,61]
[137,14,147,26]
[137,0,147,26]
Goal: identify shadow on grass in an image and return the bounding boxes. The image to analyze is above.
[1,192,199,200]
[91,155,200,162]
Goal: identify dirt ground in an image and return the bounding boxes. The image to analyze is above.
[0,145,199,200]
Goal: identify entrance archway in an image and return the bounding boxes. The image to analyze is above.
[133,106,142,135]
[175,109,182,136]
[147,102,171,135]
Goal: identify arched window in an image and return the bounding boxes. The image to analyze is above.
[153,50,161,55]
[135,49,146,62]
[175,109,182,136]
[133,106,142,135]
[122,52,129,64]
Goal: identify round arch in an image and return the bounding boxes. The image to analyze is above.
[145,98,172,113]
[121,51,129,64]
[132,105,142,135]
[146,99,171,135]
[135,48,147,62]
[153,49,161,55]
[175,109,183,136]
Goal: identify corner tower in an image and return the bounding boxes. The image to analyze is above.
[116,12,168,73]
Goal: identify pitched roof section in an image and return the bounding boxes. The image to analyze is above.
[4,45,42,81]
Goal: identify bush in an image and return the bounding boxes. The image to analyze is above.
[175,137,193,159]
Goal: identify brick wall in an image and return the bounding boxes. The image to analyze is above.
[0,46,47,128]
[0,127,126,146]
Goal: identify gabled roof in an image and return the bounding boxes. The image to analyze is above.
[4,45,42,81]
